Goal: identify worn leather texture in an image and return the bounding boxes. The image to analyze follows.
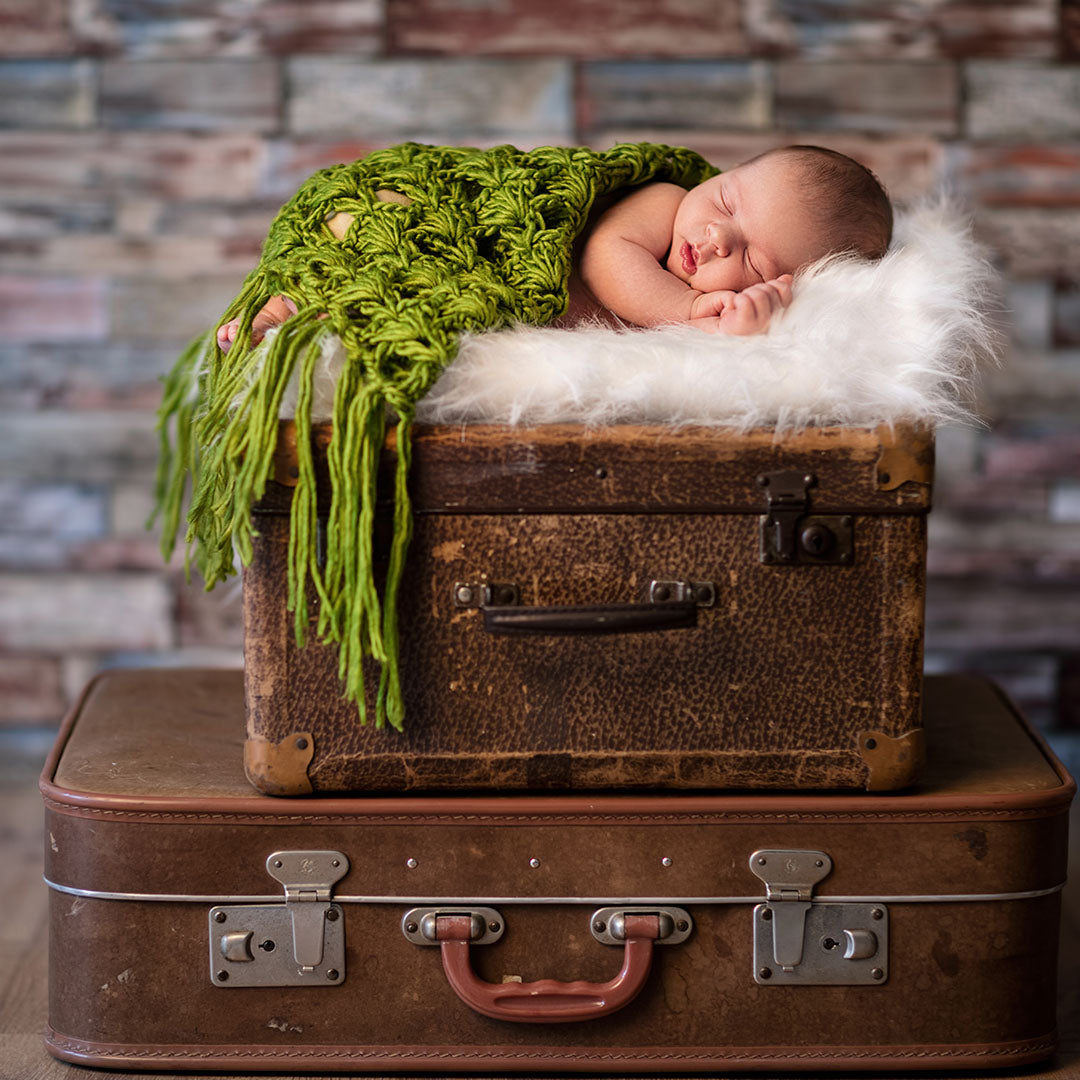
[42,667,1073,1072]
[266,421,934,514]
[48,669,1066,803]
[246,422,932,793]
[45,894,1061,1071]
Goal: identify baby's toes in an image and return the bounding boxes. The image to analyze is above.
[216,319,239,352]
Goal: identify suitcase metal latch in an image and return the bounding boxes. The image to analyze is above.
[758,471,854,566]
[750,849,888,986]
[208,850,348,988]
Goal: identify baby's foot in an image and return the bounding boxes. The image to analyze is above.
[216,294,298,352]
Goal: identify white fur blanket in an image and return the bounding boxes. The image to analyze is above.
[282,200,999,431]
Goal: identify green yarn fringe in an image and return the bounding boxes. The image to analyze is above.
[152,142,717,730]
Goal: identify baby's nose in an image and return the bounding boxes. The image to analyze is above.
[706,221,732,257]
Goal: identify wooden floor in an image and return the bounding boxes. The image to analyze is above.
[1,729,1078,1080]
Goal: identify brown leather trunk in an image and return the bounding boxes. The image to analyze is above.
[245,421,932,795]
[44,668,1072,1072]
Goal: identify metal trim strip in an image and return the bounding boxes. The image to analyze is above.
[43,877,1065,906]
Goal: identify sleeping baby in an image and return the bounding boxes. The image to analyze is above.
[218,144,892,350]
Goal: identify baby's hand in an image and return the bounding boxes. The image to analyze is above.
[689,275,793,336]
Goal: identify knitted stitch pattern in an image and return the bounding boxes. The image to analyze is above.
[154,142,717,729]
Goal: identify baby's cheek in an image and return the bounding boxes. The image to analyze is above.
[697,264,744,296]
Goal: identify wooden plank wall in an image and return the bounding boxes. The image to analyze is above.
[0,1,1079,742]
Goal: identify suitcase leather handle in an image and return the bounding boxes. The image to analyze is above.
[482,603,696,635]
[435,913,659,1023]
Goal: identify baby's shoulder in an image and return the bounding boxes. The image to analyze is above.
[588,181,685,236]
[614,180,687,210]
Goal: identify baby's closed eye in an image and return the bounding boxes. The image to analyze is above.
[745,250,764,283]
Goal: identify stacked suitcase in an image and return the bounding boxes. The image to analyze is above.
[43,421,1074,1071]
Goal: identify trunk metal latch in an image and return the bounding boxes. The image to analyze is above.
[758,471,854,566]
[750,849,888,986]
[208,850,348,988]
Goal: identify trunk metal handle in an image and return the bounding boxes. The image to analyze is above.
[482,602,697,635]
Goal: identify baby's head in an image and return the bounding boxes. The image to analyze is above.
[764,145,893,260]
[666,145,893,296]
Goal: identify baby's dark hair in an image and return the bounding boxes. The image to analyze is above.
[757,145,893,261]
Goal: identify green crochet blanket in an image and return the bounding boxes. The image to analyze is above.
[154,141,717,729]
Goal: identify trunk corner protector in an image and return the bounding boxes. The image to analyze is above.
[244,731,315,796]
[859,727,926,792]
[874,425,935,492]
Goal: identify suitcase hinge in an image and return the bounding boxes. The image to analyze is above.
[208,850,349,988]
[749,849,888,987]
[758,471,854,566]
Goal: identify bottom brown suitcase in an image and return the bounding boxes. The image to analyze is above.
[43,668,1072,1072]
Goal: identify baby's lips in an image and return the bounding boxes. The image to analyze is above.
[680,241,697,276]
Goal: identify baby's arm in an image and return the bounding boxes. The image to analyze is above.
[579,183,701,327]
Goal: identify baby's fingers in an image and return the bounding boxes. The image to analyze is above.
[731,287,773,322]
[718,283,783,335]
[741,279,791,320]
[767,274,794,307]
[745,277,792,311]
